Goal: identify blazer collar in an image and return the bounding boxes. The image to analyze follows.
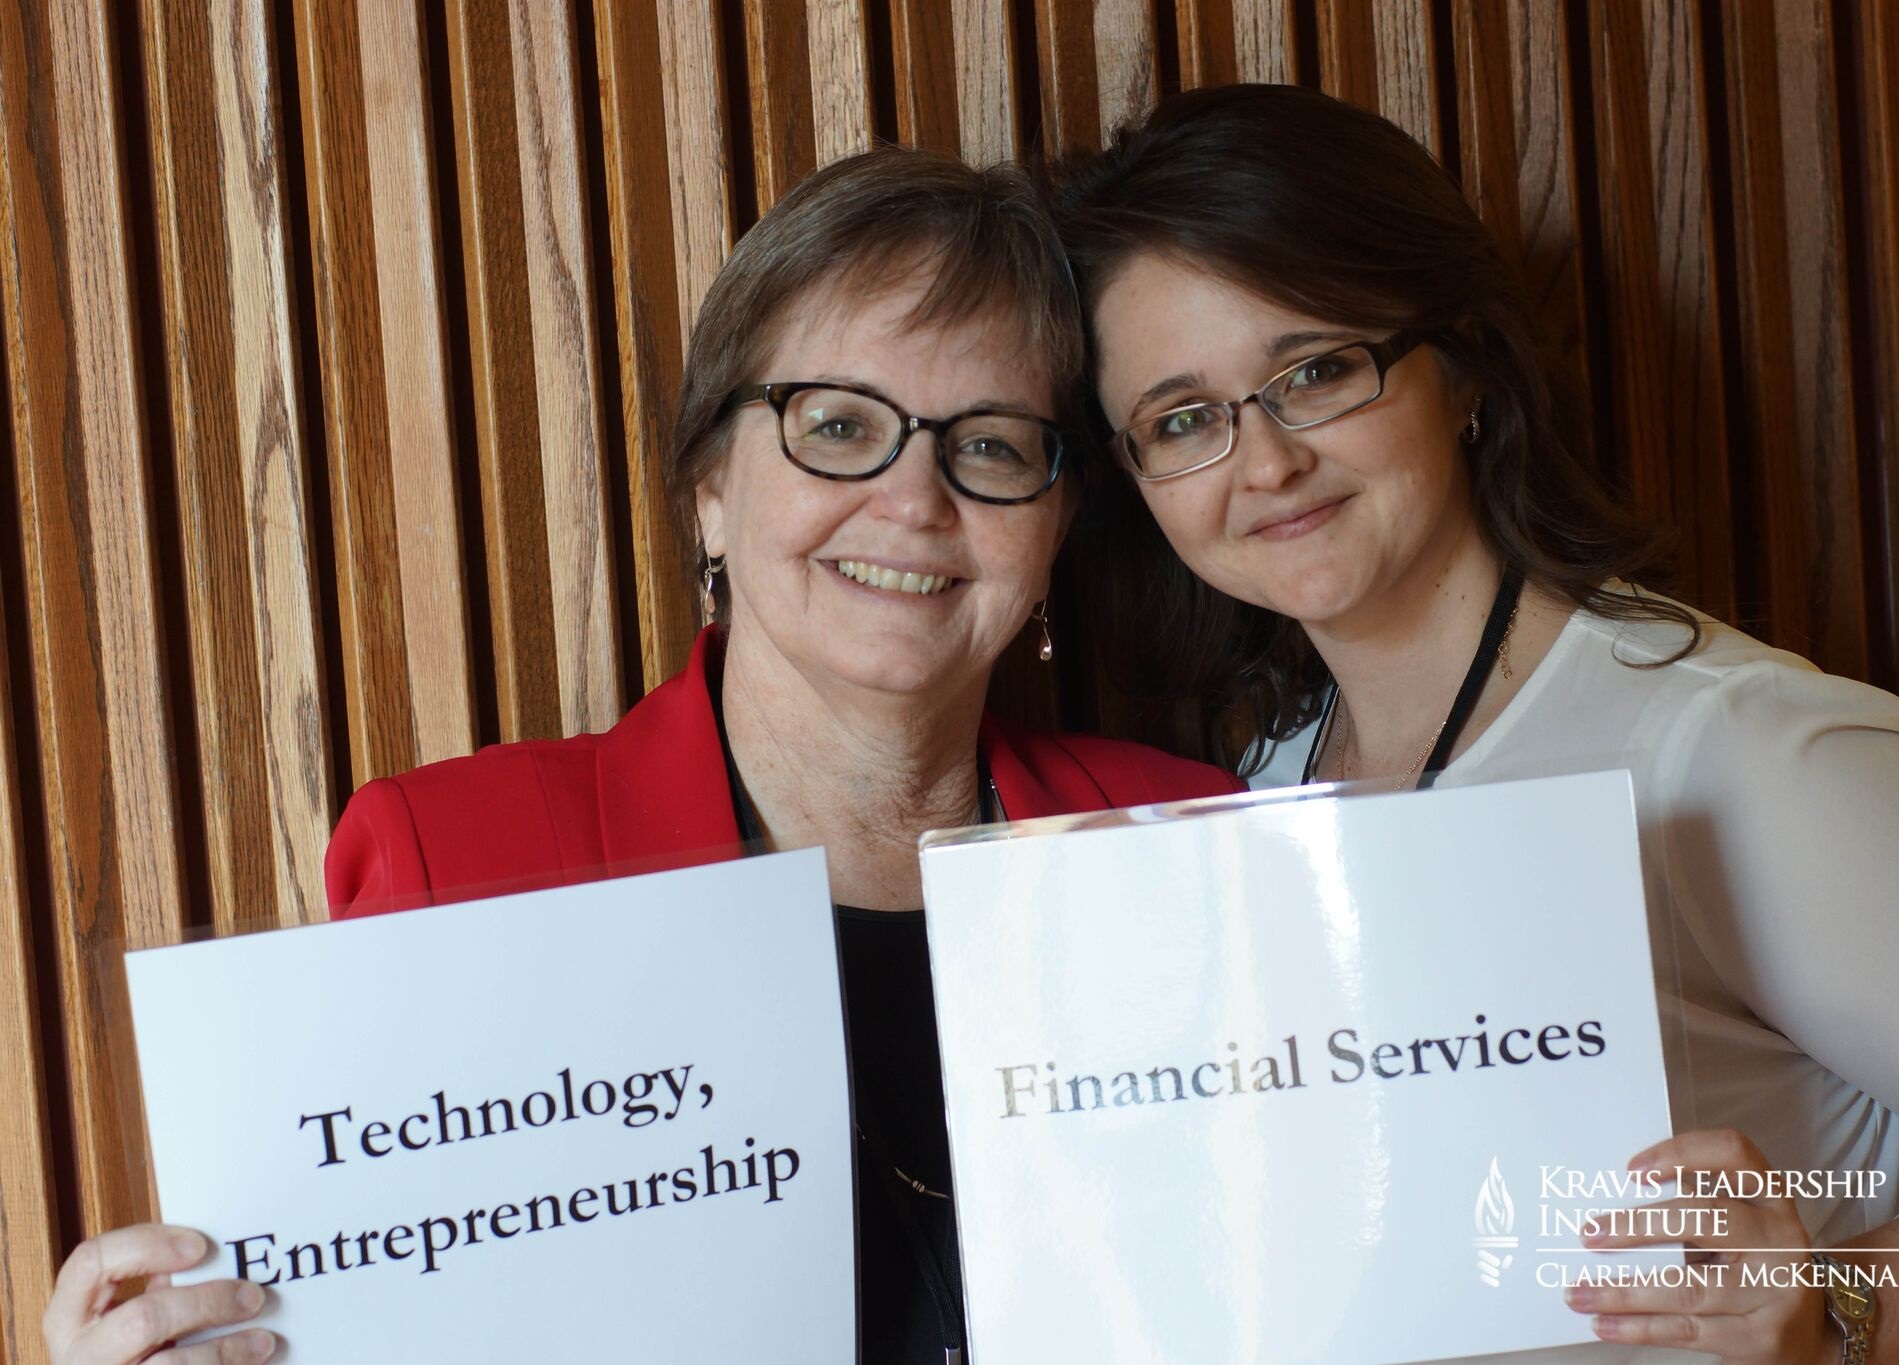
[980,711,1113,821]
[594,628,1101,867]
[595,627,745,871]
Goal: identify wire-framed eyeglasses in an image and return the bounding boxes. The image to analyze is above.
[1111,331,1429,482]
[722,381,1068,505]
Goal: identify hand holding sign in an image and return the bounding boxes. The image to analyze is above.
[1568,1129,1831,1364]
[42,1225,273,1365]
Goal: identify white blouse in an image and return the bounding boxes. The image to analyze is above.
[1254,593,1899,1364]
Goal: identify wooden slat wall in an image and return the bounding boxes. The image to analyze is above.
[2,0,190,1269]
[3,0,1895,1353]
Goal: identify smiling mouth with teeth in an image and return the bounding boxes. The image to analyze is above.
[832,560,958,596]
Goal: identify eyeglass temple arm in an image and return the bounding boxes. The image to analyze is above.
[719,383,775,417]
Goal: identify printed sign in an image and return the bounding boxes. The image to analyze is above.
[126,847,855,1363]
[921,770,1675,1365]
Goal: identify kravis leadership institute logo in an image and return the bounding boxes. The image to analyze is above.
[1474,1156,1518,1287]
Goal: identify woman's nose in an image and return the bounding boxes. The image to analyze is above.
[869,433,960,527]
[1230,399,1316,491]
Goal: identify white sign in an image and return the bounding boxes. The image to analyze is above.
[921,770,1675,1365]
[126,847,855,1363]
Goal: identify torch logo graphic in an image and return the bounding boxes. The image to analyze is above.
[1473,1156,1518,1287]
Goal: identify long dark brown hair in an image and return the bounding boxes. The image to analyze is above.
[1048,83,1698,770]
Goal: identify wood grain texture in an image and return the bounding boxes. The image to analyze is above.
[1176,0,1239,88]
[594,0,698,688]
[1721,0,1865,671]
[0,19,64,1351]
[1033,0,1099,155]
[949,0,1019,165]
[1317,0,1439,155]
[1370,0,1438,155]
[1315,0,1379,110]
[445,0,562,741]
[1,0,187,1240]
[655,0,736,351]
[1585,0,1680,522]
[743,0,815,208]
[504,0,624,734]
[1231,0,1297,85]
[356,0,478,764]
[1451,0,1521,261]
[1856,0,1899,688]
[291,0,421,782]
[143,0,334,934]
[806,0,873,164]
[1633,0,1732,617]
[1091,0,1157,143]
[889,0,961,153]
[0,574,55,1365]
[1503,0,1590,388]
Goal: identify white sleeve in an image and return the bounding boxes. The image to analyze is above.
[1656,660,1899,1113]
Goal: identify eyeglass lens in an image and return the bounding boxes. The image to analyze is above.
[781,387,1057,501]
[1123,344,1384,476]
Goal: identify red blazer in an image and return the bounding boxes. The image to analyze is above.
[326,630,1241,917]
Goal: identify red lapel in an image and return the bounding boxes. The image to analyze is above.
[594,628,746,872]
[591,629,1142,866]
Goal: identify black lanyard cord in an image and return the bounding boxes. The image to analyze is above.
[1302,568,1525,788]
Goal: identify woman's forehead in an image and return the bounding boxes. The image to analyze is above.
[767,282,1056,408]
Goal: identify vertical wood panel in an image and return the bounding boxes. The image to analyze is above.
[594,0,698,688]
[1,0,187,1239]
[1091,0,1157,143]
[807,0,873,163]
[1857,0,1899,688]
[1586,0,1683,521]
[1503,0,1590,384]
[1034,0,1100,155]
[1451,0,1521,261]
[356,0,478,763]
[0,571,55,1365]
[291,0,423,781]
[1177,0,1239,88]
[1635,0,1733,616]
[1315,0,1379,110]
[1723,0,1865,670]
[1318,0,1441,156]
[655,0,736,351]
[889,0,962,153]
[144,0,334,933]
[504,0,624,734]
[1180,0,1298,89]
[1371,0,1440,154]
[1232,0,1297,85]
[744,0,816,208]
[950,0,1020,165]
[445,0,562,741]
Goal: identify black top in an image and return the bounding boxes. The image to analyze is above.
[836,906,967,1362]
[709,672,968,1361]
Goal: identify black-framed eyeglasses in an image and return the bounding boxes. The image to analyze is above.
[721,381,1068,505]
[1111,330,1430,481]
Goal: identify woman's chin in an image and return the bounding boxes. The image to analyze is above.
[808,637,982,702]
[1204,570,1364,629]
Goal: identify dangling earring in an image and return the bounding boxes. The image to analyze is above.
[1032,600,1053,662]
[701,554,725,622]
[1463,405,1482,445]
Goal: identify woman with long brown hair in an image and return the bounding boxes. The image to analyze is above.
[1054,83,1898,1365]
